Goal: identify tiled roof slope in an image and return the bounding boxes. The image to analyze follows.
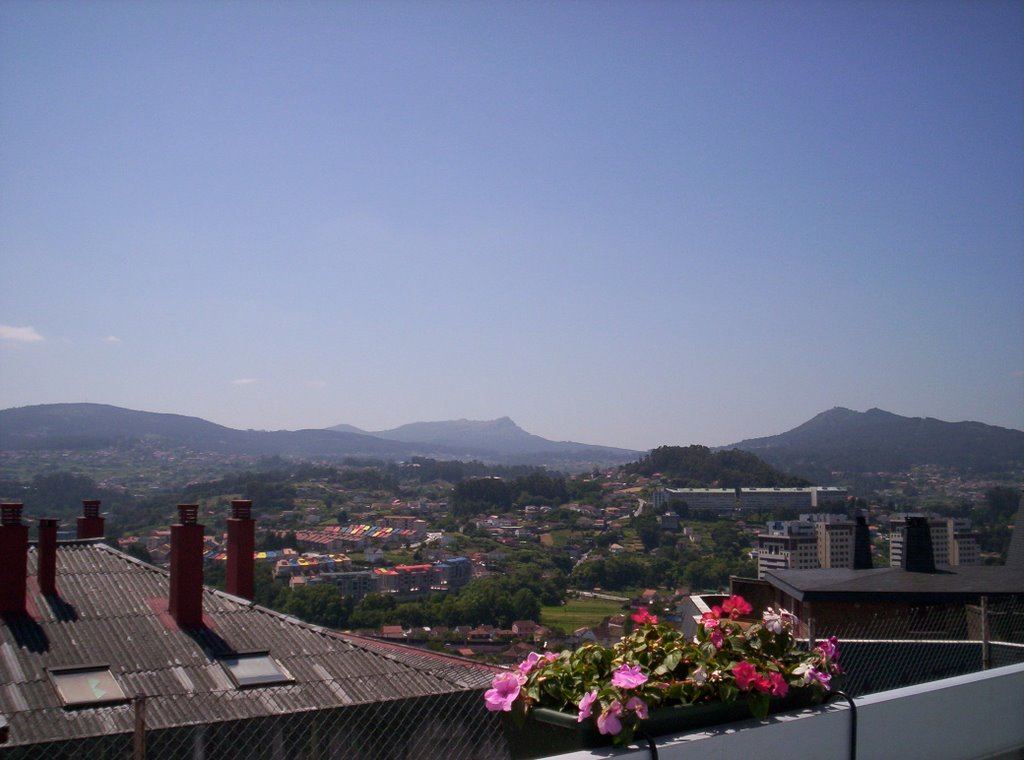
[0,541,497,747]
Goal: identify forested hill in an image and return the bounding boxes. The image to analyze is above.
[728,407,1024,479]
[625,445,811,487]
[0,403,639,470]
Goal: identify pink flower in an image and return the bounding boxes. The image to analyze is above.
[483,672,524,712]
[611,664,648,689]
[732,661,761,691]
[631,608,659,625]
[809,667,832,690]
[709,628,724,649]
[701,612,720,630]
[625,696,649,720]
[763,606,798,633]
[577,690,598,723]
[796,663,832,690]
[596,701,623,735]
[518,652,541,676]
[722,595,752,619]
[762,608,784,633]
[767,671,789,697]
[816,636,840,662]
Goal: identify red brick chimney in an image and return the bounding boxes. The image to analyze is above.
[169,504,204,628]
[38,518,59,596]
[77,499,104,539]
[0,503,29,616]
[226,499,255,600]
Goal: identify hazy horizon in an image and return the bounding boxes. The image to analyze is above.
[2,2,1022,451]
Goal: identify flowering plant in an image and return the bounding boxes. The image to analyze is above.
[484,596,841,746]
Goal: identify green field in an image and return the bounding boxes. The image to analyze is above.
[541,596,629,632]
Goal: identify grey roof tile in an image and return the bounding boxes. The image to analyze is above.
[2,542,499,747]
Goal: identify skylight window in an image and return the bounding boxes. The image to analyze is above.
[48,665,128,707]
[219,652,293,688]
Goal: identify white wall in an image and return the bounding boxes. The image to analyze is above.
[543,663,1024,760]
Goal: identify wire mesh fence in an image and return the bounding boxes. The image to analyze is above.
[2,598,1023,759]
[1,683,509,760]
[807,596,1024,697]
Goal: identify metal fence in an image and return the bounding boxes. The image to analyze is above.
[3,598,1023,759]
[808,596,1024,697]
[1,684,509,760]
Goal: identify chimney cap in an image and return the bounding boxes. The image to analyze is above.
[39,517,59,529]
[230,500,253,520]
[177,504,200,525]
[82,500,101,517]
[1,502,24,526]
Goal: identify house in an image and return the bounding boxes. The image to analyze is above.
[659,512,681,531]
[511,620,540,638]
[0,501,506,759]
[499,641,537,665]
[467,625,495,642]
[631,589,661,611]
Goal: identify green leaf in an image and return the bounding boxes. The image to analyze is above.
[749,692,770,720]
[719,683,739,703]
[661,650,682,673]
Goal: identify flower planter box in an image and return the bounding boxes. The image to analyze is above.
[490,599,842,759]
[508,691,824,759]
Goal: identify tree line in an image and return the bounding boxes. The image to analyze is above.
[626,445,811,487]
[208,560,568,632]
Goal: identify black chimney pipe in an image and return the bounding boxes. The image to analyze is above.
[903,516,936,573]
[853,515,873,570]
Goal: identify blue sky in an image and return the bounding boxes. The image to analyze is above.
[1,1,1022,451]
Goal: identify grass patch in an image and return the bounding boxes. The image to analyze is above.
[540,529,573,548]
[541,596,628,633]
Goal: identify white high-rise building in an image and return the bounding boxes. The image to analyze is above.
[888,515,981,568]
[754,514,858,578]
[755,520,819,578]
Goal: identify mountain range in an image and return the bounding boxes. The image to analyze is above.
[326,417,617,458]
[0,404,640,469]
[1,403,1021,479]
[727,406,1024,478]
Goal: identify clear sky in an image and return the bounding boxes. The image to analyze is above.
[1,0,1022,452]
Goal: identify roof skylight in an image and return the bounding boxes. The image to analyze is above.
[219,652,293,688]
[48,665,128,707]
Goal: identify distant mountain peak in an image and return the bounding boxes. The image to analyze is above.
[728,407,1024,478]
[326,422,368,435]
[0,404,641,471]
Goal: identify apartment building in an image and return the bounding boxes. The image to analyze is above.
[653,488,737,513]
[740,487,849,511]
[754,513,861,579]
[655,486,848,515]
[754,520,820,578]
[889,515,981,568]
[816,519,856,570]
